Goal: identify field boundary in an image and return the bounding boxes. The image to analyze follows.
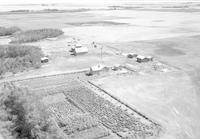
[0,68,88,84]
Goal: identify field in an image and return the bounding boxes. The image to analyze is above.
[13,74,162,139]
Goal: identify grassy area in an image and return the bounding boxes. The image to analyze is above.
[0,26,21,36]
[0,44,43,77]
[11,28,64,43]
[0,83,64,139]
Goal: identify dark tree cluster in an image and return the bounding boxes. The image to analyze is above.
[11,29,64,43]
[0,83,64,139]
[0,27,21,36]
[0,45,43,77]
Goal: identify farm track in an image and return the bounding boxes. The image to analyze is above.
[10,72,162,139]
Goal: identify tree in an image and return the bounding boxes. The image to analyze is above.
[0,83,64,139]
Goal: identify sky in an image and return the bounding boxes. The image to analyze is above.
[0,0,199,5]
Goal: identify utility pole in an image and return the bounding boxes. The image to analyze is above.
[92,41,103,64]
[100,45,103,64]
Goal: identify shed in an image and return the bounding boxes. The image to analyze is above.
[41,57,49,63]
[111,64,122,71]
[136,55,153,63]
[127,53,138,58]
[146,56,153,61]
[86,64,106,76]
[75,43,82,48]
[72,47,88,56]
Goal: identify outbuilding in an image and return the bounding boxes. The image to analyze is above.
[72,47,88,56]
[41,57,49,63]
[111,64,122,71]
[75,43,82,48]
[136,55,153,63]
[127,53,138,58]
[69,43,84,53]
[86,64,106,76]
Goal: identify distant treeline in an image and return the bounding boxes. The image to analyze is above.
[0,26,21,36]
[0,83,64,139]
[0,44,43,77]
[162,5,189,8]
[9,10,30,13]
[11,28,64,43]
[65,21,129,26]
[43,9,60,12]
[7,8,90,14]
[108,6,143,10]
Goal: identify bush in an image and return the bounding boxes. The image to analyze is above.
[0,83,64,139]
[11,28,64,43]
[0,26,21,36]
[0,45,43,76]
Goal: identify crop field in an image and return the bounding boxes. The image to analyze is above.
[64,85,161,138]
[15,74,79,89]
[47,99,113,139]
[14,73,162,139]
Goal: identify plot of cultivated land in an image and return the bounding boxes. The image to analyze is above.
[14,75,162,139]
[16,74,78,88]
[63,82,162,138]
[36,83,114,139]
[41,93,66,105]
[92,71,200,139]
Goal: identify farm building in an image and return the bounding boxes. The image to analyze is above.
[75,43,82,48]
[41,57,49,63]
[111,64,122,71]
[146,56,153,61]
[69,43,84,52]
[136,55,153,63]
[86,64,106,76]
[71,47,88,56]
[127,53,138,58]
[69,46,75,52]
